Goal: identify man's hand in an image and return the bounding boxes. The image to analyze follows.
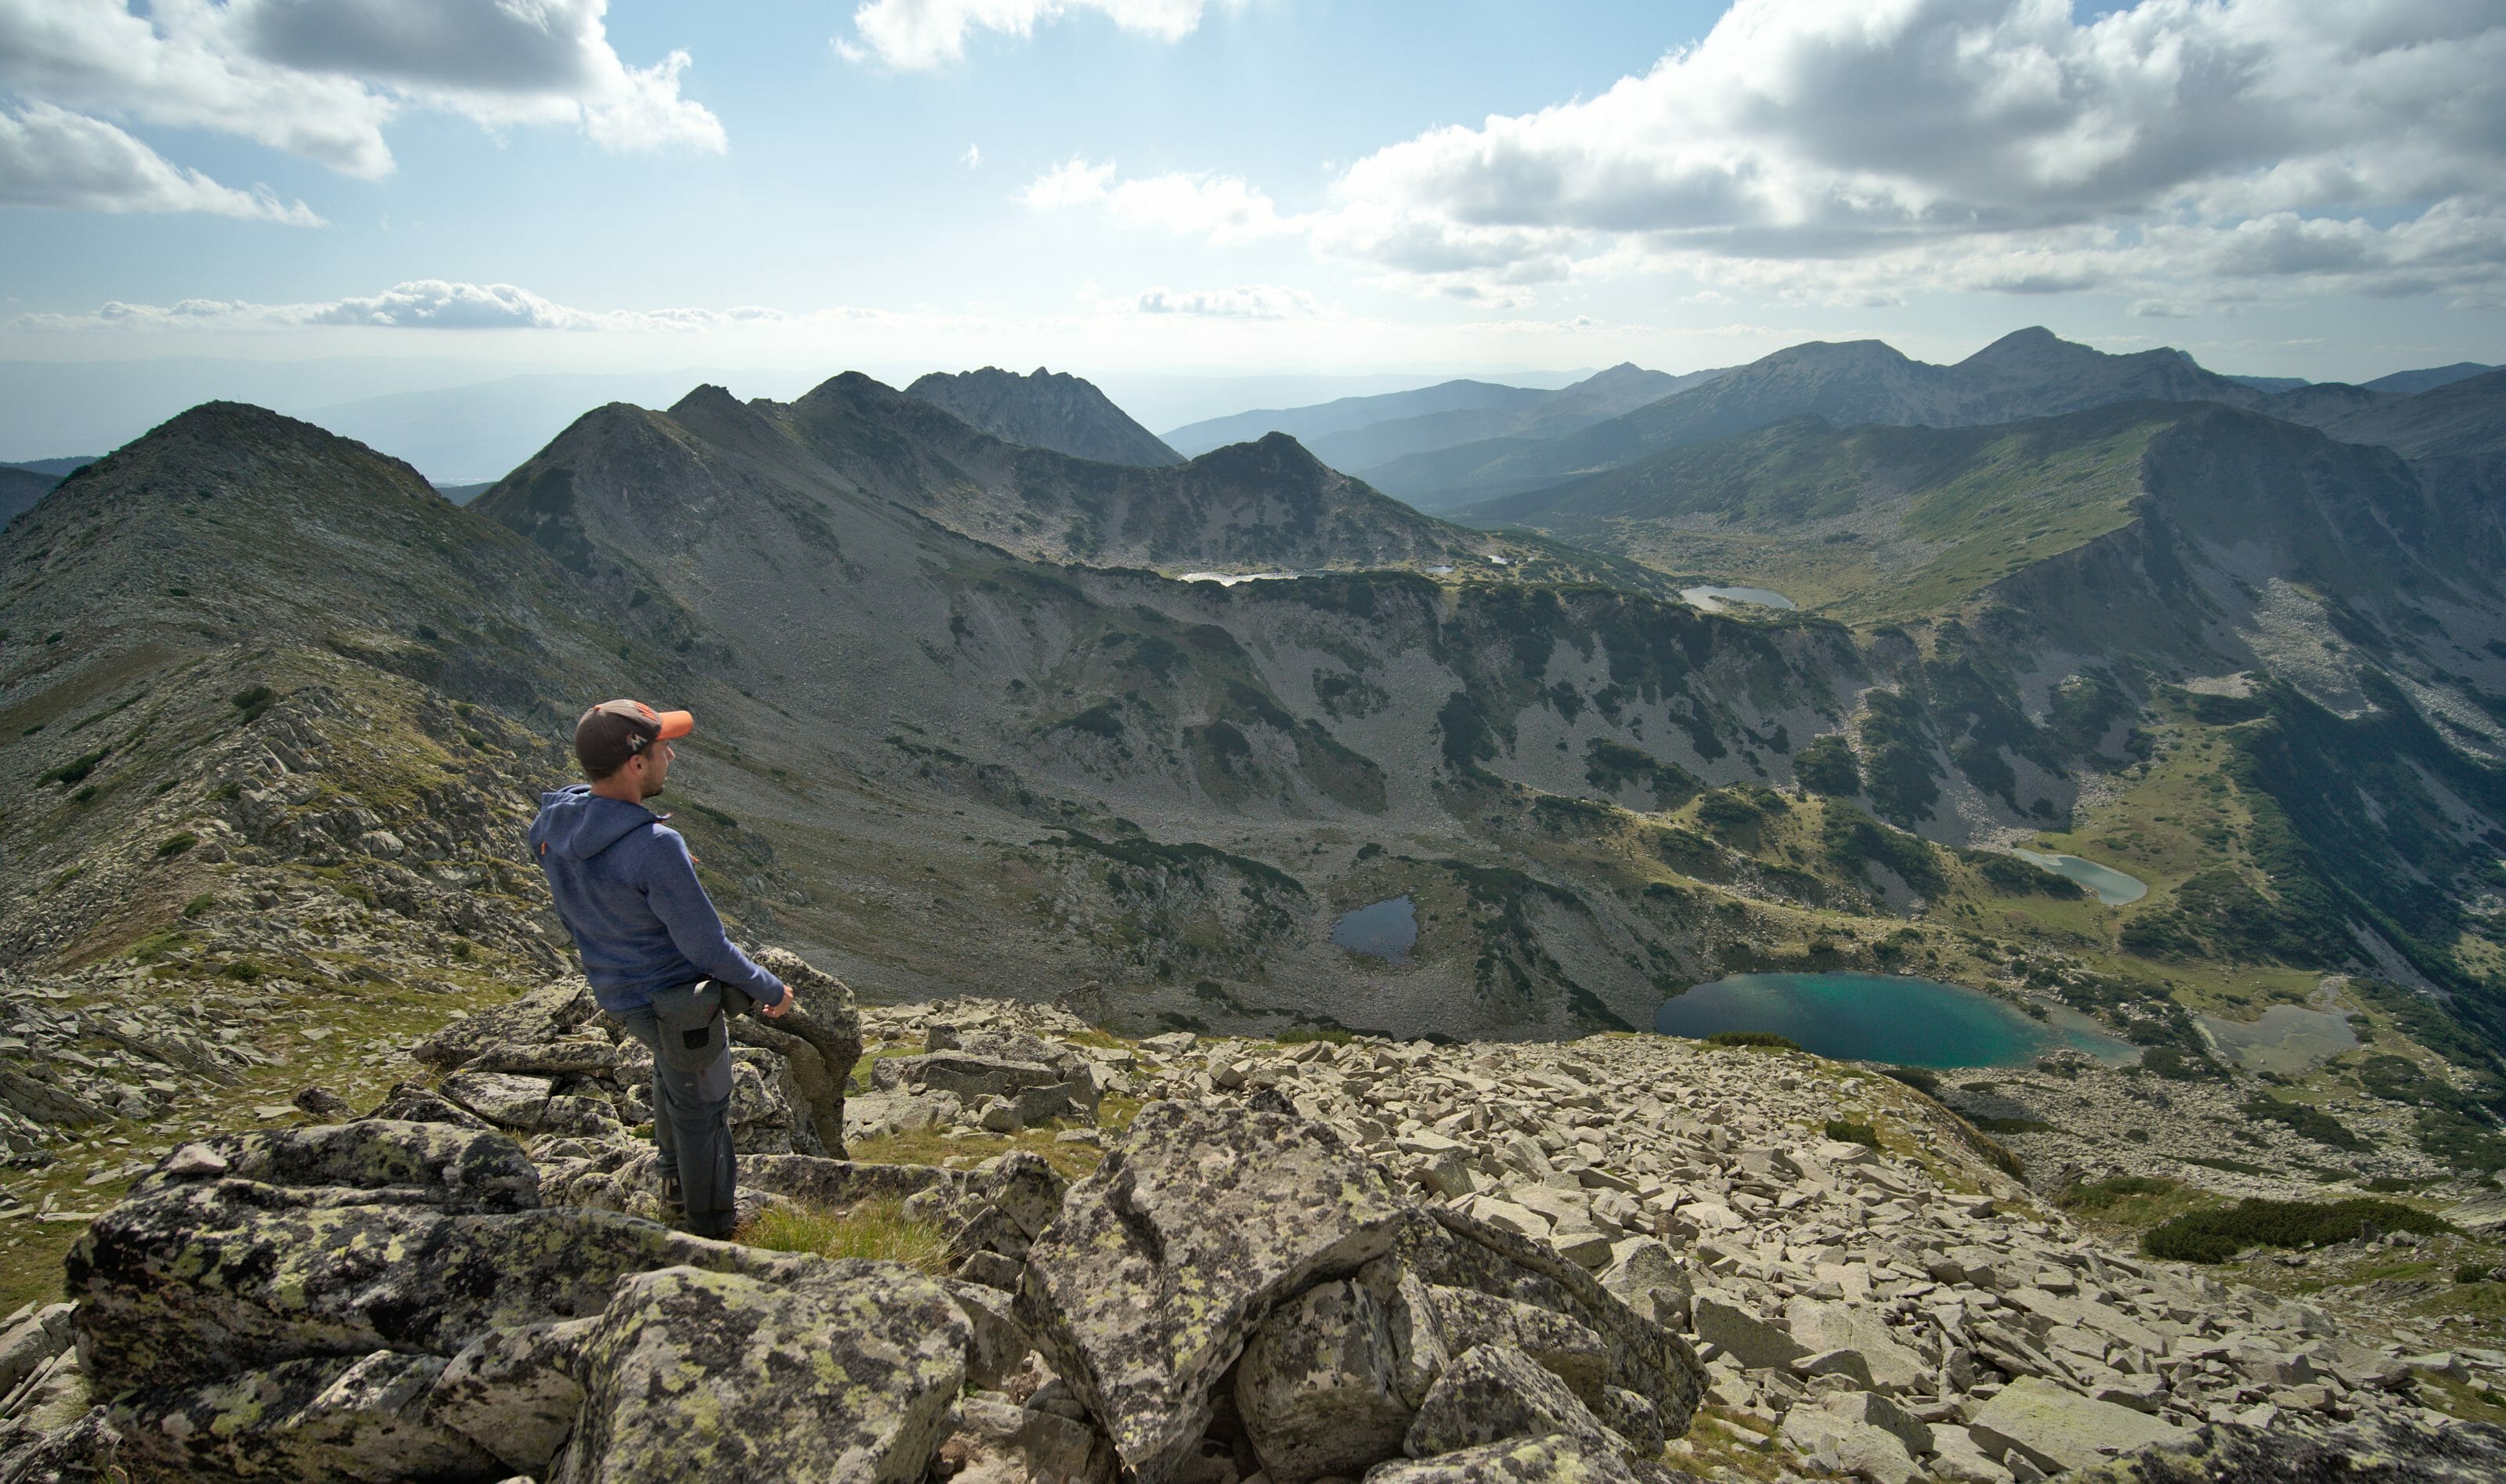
[761,982,796,1018]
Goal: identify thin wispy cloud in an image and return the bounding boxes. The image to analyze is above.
[1128,283,1316,319]
[15,280,788,333]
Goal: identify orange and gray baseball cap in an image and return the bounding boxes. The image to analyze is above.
[575,699,694,775]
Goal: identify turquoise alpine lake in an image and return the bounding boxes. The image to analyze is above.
[1654,971,2136,1067]
[2011,848,2148,905]
[1332,896,1417,964]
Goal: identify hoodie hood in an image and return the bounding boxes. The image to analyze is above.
[532,784,661,861]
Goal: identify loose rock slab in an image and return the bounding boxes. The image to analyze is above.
[1017,1099,1409,1483]
[1362,1432,1645,1482]
[1404,1342,1617,1459]
[1969,1375,2194,1475]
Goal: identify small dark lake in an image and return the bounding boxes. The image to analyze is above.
[1331,896,1417,964]
[1654,971,2135,1067]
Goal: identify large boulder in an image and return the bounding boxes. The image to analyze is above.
[1780,1390,1926,1484]
[1388,1208,1705,1433]
[2066,1414,2506,1483]
[68,1175,785,1395]
[414,982,601,1070]
[424,1318,598,1475]
[1968,1376,2195,1475]
[1782,1297,1927,1395]
[1016,1099,1410,1482]
[1403,1342,1618,1460]
[872,1053,1096,1125]
[936,1395,1112,1484]
[103,1349,504,1482]
[551,1262,966,1483]
[1691,1293,1806,1371]
[126,1121,540,1212]
[1235,1279,1414,1482]
[1360,1432,1648,1482]
[749,944,865,1139]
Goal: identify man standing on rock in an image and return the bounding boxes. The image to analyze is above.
[529,699,793,1239]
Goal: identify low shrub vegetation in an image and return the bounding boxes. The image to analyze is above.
[1824,1118,1880,1149]
[2143,1197,2453,1264]
[2241,1095,2370,1151]
[1706,1031,1800,1051]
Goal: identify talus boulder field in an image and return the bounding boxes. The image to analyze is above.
[0,993,2495,1482]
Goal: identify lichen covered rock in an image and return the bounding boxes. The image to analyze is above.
[1402,1342,1618,1461]
[552,1262,966,1483]
[1016,1099,1410,1482]
[104,1349,504,1482]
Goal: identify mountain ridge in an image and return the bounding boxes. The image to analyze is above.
[1367,327,2275,510]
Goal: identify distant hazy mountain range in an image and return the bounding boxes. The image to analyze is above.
[0,457,94,529]
[907,366,1183,467]
[1366,328,2288,509]
[1164,363,1731,470]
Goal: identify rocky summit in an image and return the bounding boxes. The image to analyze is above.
[0,976,2496,1482]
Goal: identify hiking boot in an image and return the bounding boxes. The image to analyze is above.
[658,1172,683,1218]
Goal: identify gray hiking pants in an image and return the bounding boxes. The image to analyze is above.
[613,1002,738,1238]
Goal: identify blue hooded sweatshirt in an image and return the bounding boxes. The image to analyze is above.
[528,785,785,1014]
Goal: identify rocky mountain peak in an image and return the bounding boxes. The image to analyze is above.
[666,384,742,417]
[905,366,1182,468]
[1964,326,2085,366]
[1190,428,1334,483]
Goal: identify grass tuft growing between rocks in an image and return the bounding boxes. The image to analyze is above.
[846,1125,1108,1179]
[737,1197,951,1274]
[2143,1196,2453,1264]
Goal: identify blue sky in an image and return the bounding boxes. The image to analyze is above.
[3,0,2503,422]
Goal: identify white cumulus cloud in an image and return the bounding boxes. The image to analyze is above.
[0,101,320,222]
[0,0,723,218]
[1020,1,2506,311]
[839,0,1225,70]
[1314,0,2506,305]
[1020,157,1297,243]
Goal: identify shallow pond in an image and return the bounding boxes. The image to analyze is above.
[1680,584,1797,614]
[2011,848,2148,905]
[1331,896,1417,965]
[2201,1004,2359,1076]
[1654,971,2136,1068]
[1179,570,1299,586]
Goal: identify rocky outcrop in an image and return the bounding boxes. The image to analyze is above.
[1016,1097,1704,1482]
[22,1120,978,1482]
